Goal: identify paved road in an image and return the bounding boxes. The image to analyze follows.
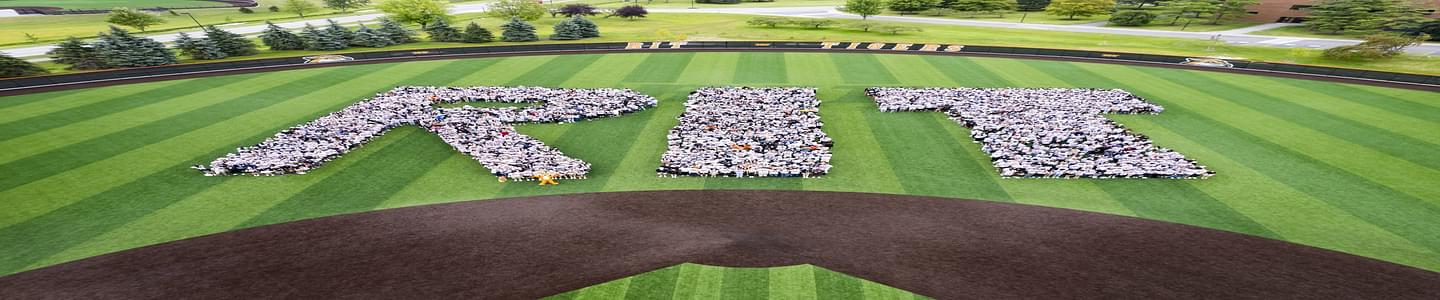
[652,6,1440,55]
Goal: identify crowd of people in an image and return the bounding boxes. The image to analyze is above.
[867,87,1212,179]
[199,86,656,180]
[658,87,834,178]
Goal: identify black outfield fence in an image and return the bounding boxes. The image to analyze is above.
[3,41,1437,96]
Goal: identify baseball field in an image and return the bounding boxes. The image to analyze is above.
[1,52,1438,296]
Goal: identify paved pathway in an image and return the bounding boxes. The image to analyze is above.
[653,7,1440,55]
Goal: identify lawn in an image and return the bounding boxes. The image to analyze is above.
[546,264,929,299]
[1249,24,1370,39]
[579,0,847,9]
[1,52,1438,285]
[880,10,1107,25]
[0,0,217,10]
[0,0,351,46]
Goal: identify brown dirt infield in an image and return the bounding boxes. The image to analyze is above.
[0,190,1436,299]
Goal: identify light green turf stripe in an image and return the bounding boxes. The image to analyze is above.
[622,264,681,299]
[1351,84,1440,110]
[563,53,648,88]
[0,70,320,165]
[733,52,787,84]
[26,129,421,270]
[377,154,507,209]
[0,83,170,124]
[828,53,899,85]
[602,90,707,191]
[960,59,1133,214]
[1079,63,1440,204]
[1212,73,1440,144]
[575,277,631,300]
[812,265,863,299]
[0,63,432,229]
[861,279,918,300]
[768,265,819,300]
[1115,116,1440,269]
[670,264,702,300]
[689,264,726,300]
[784,53,842,86]
[720,267,768,299]
[678,52,740,85]
[805,101,906,194]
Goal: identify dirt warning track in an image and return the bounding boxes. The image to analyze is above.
[1,190,1436,299]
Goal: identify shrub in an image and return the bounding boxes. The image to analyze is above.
[612,5,648,19]
[557,3,599,17]
[874,25,923,34]
[269,5,280,12]
[747,17,790,27]
[239,7,255,13]
[792,18,836,29]
[1108,10,1155,26]
[462,22,494,43]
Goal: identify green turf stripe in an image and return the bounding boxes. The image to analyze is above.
[462,56,555,85]
[1075,64,1440,253]
[544,290,580,300]
[784,53,844,86]
[0,74,257,143]
[1020,61,1282,237]
[970,58,1071,87]
[801,91,906,194]
[873,54,961,87]
[812,265,864,300]
[1139,69,1440,171]
[494,90,662,196]
[234,128,456,228]
[0,62,433,231]
[733,52,787,84]
[0,66,377,193]
[1237,75,1440,134]
[508,54,603,87]
[564,53,648,88]
[861,279,919,300]
[1287,82,1440,122]
[423,58,504,86]
[860,93,1010,200]
[678,52,741,85]
[576,277,632,300]
[602,90,707,191]
[622,264,681,299]
[623,53,695,83]
[689,264,727,299]
[829,53,900,84]
[21,60,483,269]
[768,265,819,300]
[0,85,158,124]
[918,56,1008,87]
[720,267,768,299]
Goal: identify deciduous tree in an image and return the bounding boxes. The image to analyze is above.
[841,0,886,19]
[1306,0,1429,34]
[378,0,450,27]
[558,4,600,17]
[323,0,371,13]
[1045,0,1114,19]
[285,0,320,17]
[106,8,166,32]
[951,0,1018,17]
[612,5,649,19]
[889,0,940,14]
[488,0,548,21]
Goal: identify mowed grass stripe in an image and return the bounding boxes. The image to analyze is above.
[803,90,906,194]
[858,94,1007,199]
[720,267,768,299]
[562,54,648,88]
[784,53,844,86]
[733,52,787,84]
[1076,63,1440,253]
[1024,61,1280,237]
[1237,75,1440,138]
[1143,69,1440,170]
[623,52,695,83]
[510,54,603,87]
[769,265,819,300]
[602,89,707,191]
[1275,80,1440,122]
[1094,64,1440,203]
[25,126,420,269]
[0,67,372,193]
[678,52,740,85]
[829,53,899,85]
[0,75,253,142]
[813,265,865,300]
[621,263,681,299]
[0,85,155,123]
[1113,117,1440,270]
[1,62,457,271]
[495,91,665,197]
[919,56,1008,87]
[0,63,429,229]
[874,54,961,87]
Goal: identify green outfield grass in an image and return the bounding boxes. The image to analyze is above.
[1,52,1439,291]
[546,264,928,299]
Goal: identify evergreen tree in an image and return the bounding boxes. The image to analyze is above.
[461,22,495,43]
[424,17,463,42]
[377,17,418,44]
[0,53,47,78]
[174,32,230,60]
[259,21,307,50]
[500,17,539,42]
[550,18,585,40]
[889,0,940,15]
[301,24,349,51]
[351,24,396,47]
[92,26,177,68]
[325,19,356,45]
[573,16,600,38]
[1306,0,1429,34]
[203,26,258,57]
[48,37,109,70]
